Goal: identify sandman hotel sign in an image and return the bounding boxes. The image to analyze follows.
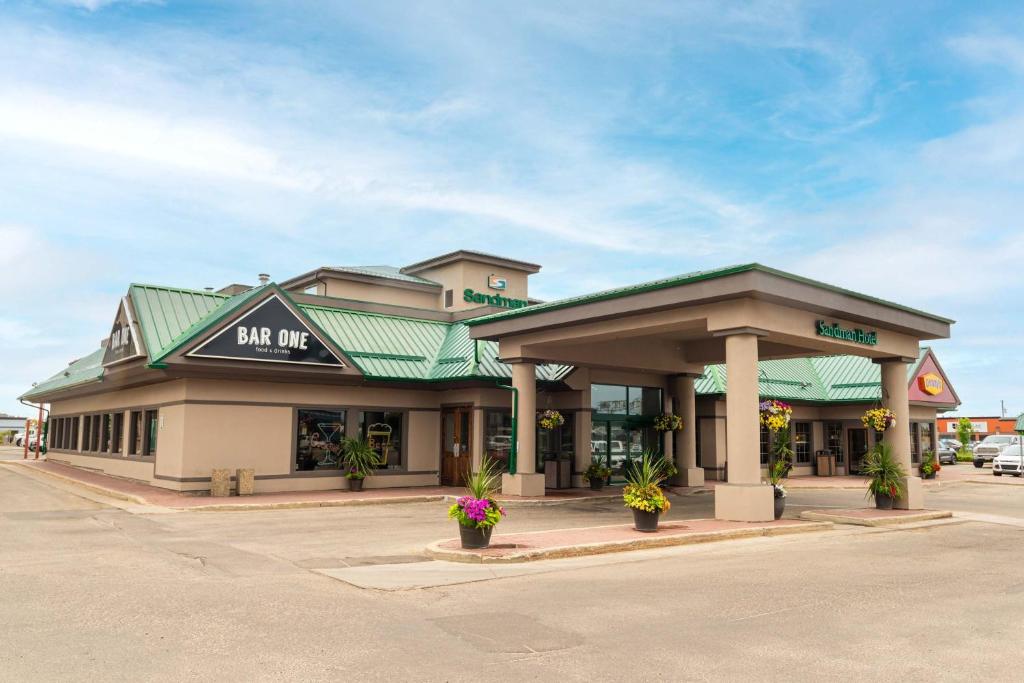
[816,320,878,346]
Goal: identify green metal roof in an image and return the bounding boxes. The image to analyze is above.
[696,348,931,403]
[465,263,955,327]
[1016,414,1024,434]
[20,348,105,401]
[129,284,233,362]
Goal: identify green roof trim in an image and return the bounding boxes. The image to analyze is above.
[464,263,954,327]
[1016,414,1024,433]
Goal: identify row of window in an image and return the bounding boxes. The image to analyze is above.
[295,409,404,471]
[760,421,937,466]
[50,410,158,457]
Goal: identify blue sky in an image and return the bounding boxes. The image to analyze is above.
[3,0,1023,418]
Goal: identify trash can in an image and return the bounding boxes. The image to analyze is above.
[815,450,835,477]
[544,457,572,489]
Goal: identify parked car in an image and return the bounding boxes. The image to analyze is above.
[936,443,957,465]
[993,446,1024,477]
[939,438,963,452]
[14,430,26,447]
[973,435,1021,468]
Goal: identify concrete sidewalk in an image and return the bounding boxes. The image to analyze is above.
[426,518,832,563]
[0,459,645,510]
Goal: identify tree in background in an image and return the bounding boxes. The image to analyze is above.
[956,417,974,459]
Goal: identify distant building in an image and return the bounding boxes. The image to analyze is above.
[938,416,1020,443]
[0,412,28,430]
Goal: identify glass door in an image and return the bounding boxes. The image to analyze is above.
[848,428,869,475]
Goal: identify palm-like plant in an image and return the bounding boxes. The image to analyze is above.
[465,456,502,501]
[861,443,907,500]
[341,438,381,479]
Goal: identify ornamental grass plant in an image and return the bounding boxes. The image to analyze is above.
[861,443,907,500]
[448,457,506,529]
[341,438,381,479]
[622,451,671,514]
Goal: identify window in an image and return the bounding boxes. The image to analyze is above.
[101,414,112,452]
[295,409,346,471]
[825,422,843,463]
[82,416,92,451]
[760,424,770,465]
[444,289,454,308]
[143,410,158,456]
[71,417,79,450]
[91,414,102,451]
[910,423,921,464]
[111,413,124,454]
[794,422,812,464]
[694,418,702,468]
[359,411,403,469]
[129,411,142,455]
[921,421,935,455]
[484,410,513,472]
[591,384,627,415]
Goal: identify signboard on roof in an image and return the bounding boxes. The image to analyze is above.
[187,295,345,367]
[102,298,144,366]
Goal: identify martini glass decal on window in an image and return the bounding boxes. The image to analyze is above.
[312,422,344,466]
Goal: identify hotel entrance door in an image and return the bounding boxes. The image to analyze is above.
[848,428,870,475]
[441,407,472,487]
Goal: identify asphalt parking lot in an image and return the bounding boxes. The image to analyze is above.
[2,464,1024,682]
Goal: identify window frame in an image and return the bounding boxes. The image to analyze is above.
[793,421,812,465]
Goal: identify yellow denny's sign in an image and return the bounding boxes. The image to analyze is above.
[918,372,944,396]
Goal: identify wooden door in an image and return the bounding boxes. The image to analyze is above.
[441,407,472,487]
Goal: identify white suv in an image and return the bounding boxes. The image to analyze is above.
[973,435,1021,468]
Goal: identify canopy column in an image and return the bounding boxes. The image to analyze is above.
[501,360,545,497]
[714,330,773,521]
[880,357,922,510]
[672,374,703,486]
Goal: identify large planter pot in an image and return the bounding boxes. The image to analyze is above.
[632,508,661,532]
[773,496,785,520]
[875,493,894,510]
[589,478,605,491]
[459,524,493,549]
[348,478,364,492]
[923,472,936,480]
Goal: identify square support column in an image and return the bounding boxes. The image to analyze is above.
[715,331,773,521]
[502,361,545,496]
[574,383,593,487]
[661,390,674,465]
[880,359,923,510]
[672,374,703,487]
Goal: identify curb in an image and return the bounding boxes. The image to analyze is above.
[799,509,953,527]
[188,495,448,512]
[1,461,148,505]
[424,520,834,564]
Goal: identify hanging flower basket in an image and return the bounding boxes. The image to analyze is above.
[862,407,896,432]
[537,409,565,430]
[653,413,683,432]
[759,399,792,432]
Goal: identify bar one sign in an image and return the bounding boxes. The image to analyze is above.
[188,296,344,366]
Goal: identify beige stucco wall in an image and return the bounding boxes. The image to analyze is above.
[320,276,440,310]
[413,261,530,312]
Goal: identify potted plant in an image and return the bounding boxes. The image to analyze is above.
[341,438,380,492]
[759,399,793,432]
[920,450,940,479]
[622,451,671,532]
[861,407,896,432]
[767,456,789,519]
[583,456,612,491]
[448,457,505,549]
[653,413,682,432]
[538,409,565,430]
[861,443,907,509]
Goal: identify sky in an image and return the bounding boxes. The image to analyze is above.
[2,0,1023,418]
